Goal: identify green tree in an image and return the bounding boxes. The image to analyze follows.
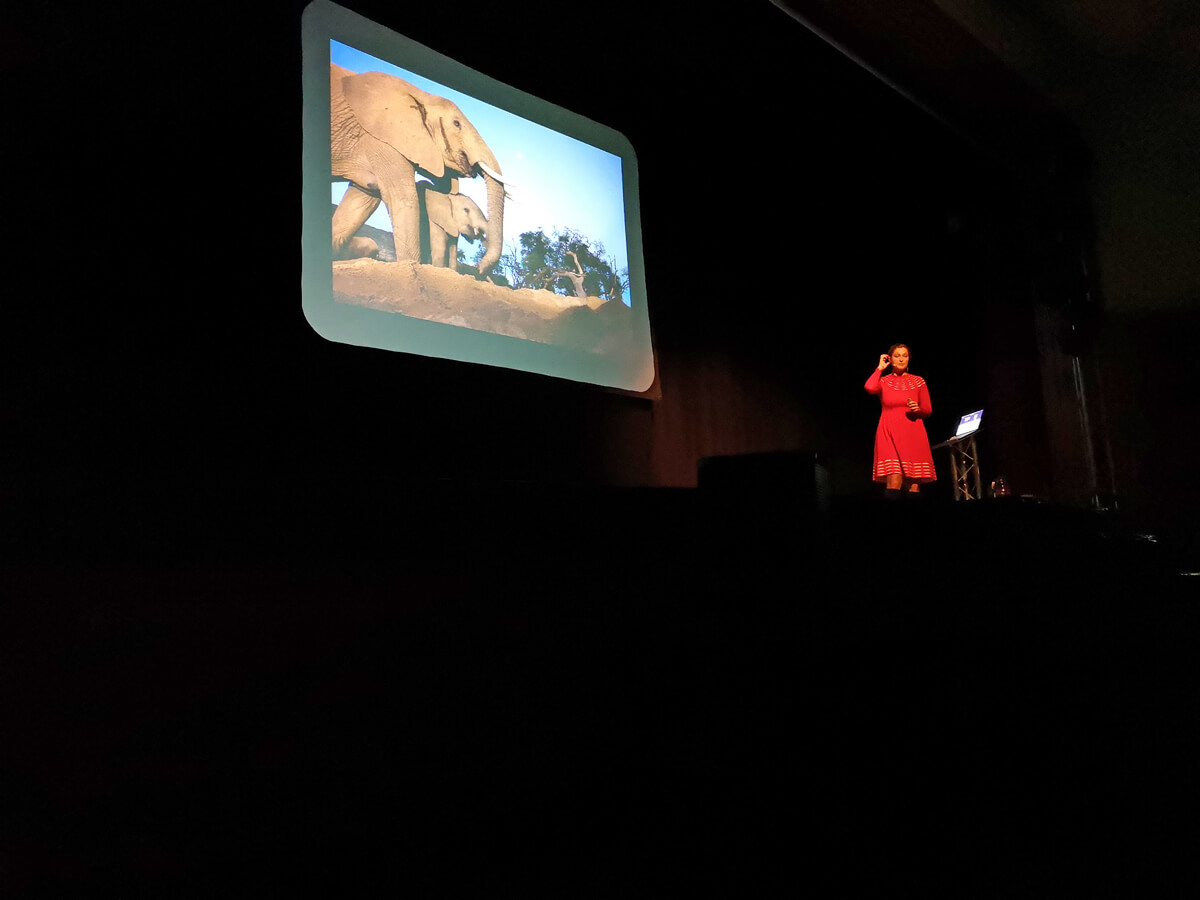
[495,228,624,300]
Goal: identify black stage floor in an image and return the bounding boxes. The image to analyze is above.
[2,488,1197,896]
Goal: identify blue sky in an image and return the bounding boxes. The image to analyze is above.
[330,41,630,300]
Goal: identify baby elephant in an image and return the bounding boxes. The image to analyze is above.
[417,181,488,271]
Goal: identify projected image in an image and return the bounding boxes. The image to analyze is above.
[302,1,655,393]
[328,41,633,346]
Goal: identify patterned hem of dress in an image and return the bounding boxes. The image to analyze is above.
[872,459,936,482]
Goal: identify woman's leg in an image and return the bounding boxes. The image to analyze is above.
[884,473,903,499]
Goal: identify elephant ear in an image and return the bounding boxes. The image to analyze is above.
[341,71,445,178]
[421,185,459,236]
[417,180,453,234]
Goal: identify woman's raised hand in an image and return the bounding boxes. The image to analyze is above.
[877,354,890,371]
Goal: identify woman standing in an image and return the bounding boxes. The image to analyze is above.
[865,344,935,498]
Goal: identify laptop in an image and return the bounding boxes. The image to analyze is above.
[953,409,983,440]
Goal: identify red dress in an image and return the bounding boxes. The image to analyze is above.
[864,369,936,483]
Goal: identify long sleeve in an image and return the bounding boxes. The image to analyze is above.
[915,380,932,418]
[864,369,882,394]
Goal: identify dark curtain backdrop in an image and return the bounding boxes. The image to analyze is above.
[2,0,1091,524]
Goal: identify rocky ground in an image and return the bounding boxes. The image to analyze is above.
[331,208,634,350]
[332,258,632,352]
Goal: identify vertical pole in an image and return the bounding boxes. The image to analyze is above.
[949,444,961,501]
[1071,353,1101,509]
[970,434,982,499]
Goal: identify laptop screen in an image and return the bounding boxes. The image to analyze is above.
[955,410,984,439]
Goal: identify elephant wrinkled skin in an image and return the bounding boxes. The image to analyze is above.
[330,64,506,276]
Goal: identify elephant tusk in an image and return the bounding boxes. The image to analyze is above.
[477,160,512,188]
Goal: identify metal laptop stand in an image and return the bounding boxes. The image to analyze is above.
[932,432,982,501]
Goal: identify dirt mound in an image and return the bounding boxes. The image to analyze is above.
[333,260,618,348]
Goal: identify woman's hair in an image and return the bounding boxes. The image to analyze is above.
[888,343,910,357]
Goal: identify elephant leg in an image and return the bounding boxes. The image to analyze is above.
[380,177,421,263]
[332,183,380,257]
[428,227,448,268]
[447,239,458,272]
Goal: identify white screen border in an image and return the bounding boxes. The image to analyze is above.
[300,0,657,394]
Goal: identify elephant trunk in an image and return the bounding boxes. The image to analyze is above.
[478,168,505,277]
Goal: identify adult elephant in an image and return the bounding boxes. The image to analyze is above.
[417,181,488,270]
[334,235,381,261]
[330,64,507,276]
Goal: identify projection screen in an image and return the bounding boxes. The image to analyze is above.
[301,0,656,394]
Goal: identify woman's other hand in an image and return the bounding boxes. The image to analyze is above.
[907,399,920,413]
